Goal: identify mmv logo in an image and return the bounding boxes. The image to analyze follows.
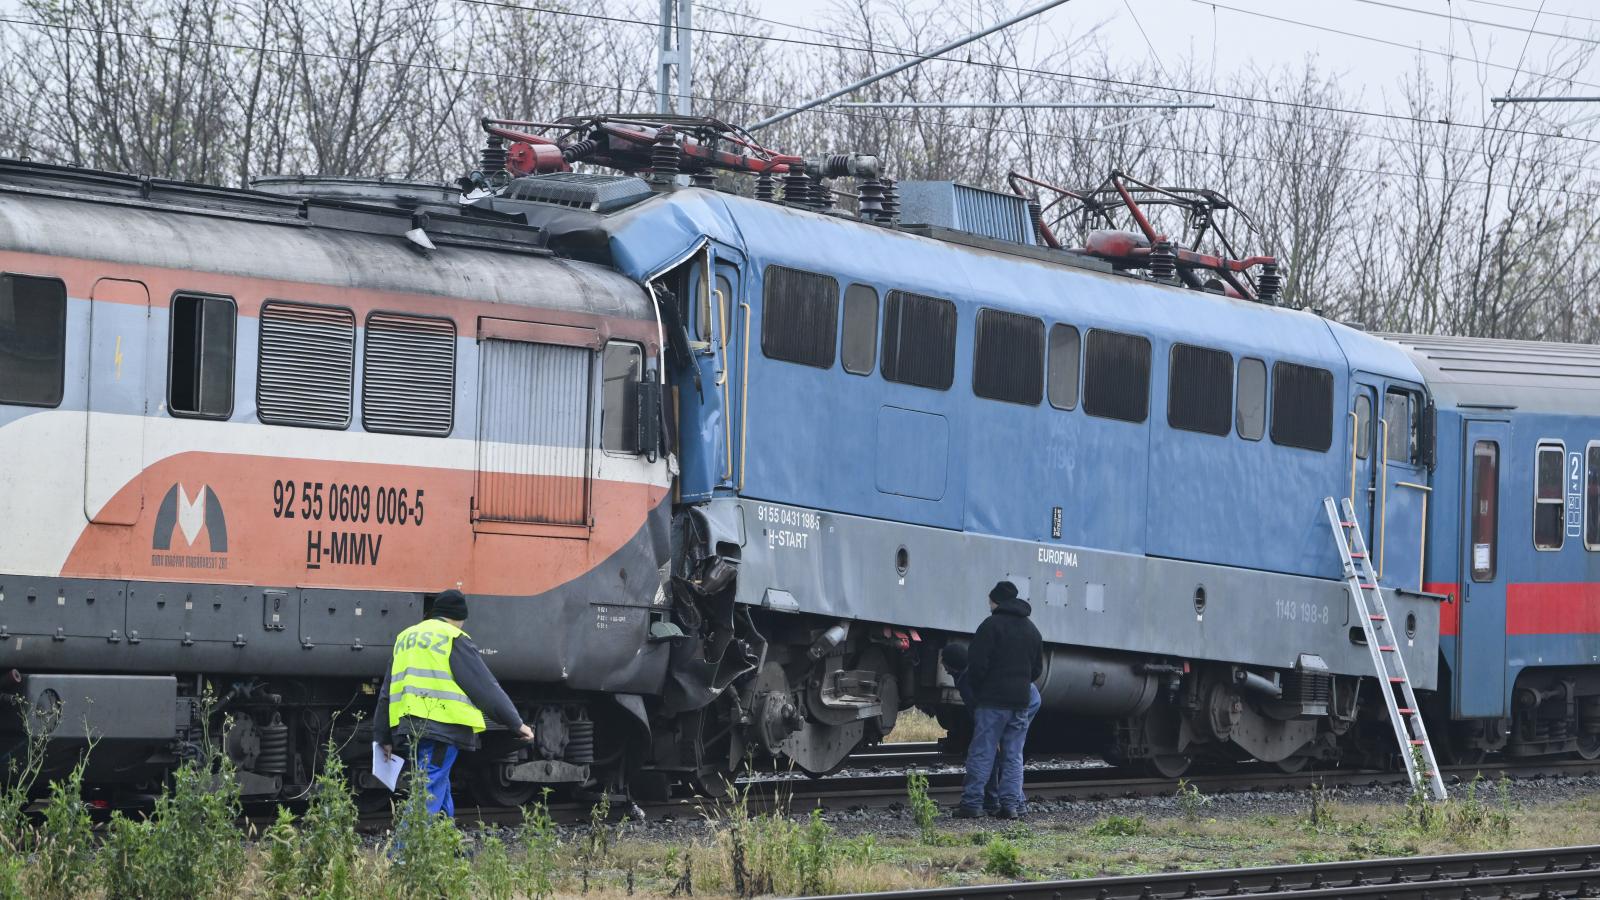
[150,484,230,570]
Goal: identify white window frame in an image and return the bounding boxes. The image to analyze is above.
[1587,440,1600,552]
[1535,439,1566,552]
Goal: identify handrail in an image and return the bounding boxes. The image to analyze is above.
[1395,480,1432,591]
[1378,419,1389,579]
[715,286,733,483]
[1347,409,1359,506]
[738,299,752,491]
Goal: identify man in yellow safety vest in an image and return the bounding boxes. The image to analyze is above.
[374,590,533,816]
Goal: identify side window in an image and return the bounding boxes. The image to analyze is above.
[1383,389,1418,464]
[602,341,644,453]
[761,265,838,369]
[841,283,878,376]
[1168,343,1232,436]
[881,290,956,390]
[1236,356,1266,441]
[1269,362,1333,451]
[362,312,455,436]
[1083,329,1151,423]
[1587,443,1600,551]
[1535,441,1566,551]
[1471,440,1499,581]
[1353,393,1372,460]
[169,294,237,420]
[1047,324,1080,410]
[0,273,67,408]
[256,300,356,429]
[972,308,1044,405]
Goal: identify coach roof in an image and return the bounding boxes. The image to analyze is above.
[1382,333,1600,416]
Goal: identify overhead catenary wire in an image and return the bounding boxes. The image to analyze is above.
[451,0,1600,148]
[4,12,1600,200]
[1349,0,1599,46]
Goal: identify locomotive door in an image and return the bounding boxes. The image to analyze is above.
[1455,419,1509,718]
[674,246,743,500]
[1348,379,1380,542]
[84,278,150,525]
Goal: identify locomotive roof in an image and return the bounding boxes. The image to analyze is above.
[1381,332,1600,416]
[0,159,653,321]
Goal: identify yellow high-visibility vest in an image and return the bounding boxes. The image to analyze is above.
[387,618,486,732]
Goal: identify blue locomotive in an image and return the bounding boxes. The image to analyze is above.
[0,115,1593,799]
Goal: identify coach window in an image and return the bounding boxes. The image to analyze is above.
[1168,343,1232,436]
[1471,440,1499,581]
[362,311,455,436]
[881,290,956,390]
[761,266,838,369]
[1535,441,1566,551]
[973,308,1044,405]
[1383,388,1419,464]
[1083,329,1151,423]
[256,300,356,429]
[1586,443,1600,551]
[1269,362,1333,451]
[602,341,644,453]
[841,283,878,375]
[1236,356,1266,441]
[1047,324,1080,410]
[0,273,67,408]
[168,294,236,419]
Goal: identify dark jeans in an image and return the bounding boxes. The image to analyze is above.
[960,685,1040,812]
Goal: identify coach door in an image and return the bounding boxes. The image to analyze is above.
[84,278,150,525]
[1456,419,1510,718]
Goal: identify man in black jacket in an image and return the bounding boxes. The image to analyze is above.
[956,579,1044,819]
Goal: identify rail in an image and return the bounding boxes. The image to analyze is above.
[816,845,1600,900]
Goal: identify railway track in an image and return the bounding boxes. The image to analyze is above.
[819,844,1600,900]
[349,757,1600,831]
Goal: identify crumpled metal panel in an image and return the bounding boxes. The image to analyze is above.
[476,339,592,525]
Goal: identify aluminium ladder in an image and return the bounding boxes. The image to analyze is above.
[1323,496,1447,801]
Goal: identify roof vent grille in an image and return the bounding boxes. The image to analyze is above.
[503,172,652,213]
[897,181,1037,246]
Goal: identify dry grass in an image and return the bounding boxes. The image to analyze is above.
[885,709,946,742]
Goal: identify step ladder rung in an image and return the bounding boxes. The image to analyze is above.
[1350,551,1367,558]
[1409,739,1428,745]
[1379,645,1397,652]
[1369,614,1386,621]
[1359,583,1378,590]
[1398,708,1416,715]
[1388,676,1406,684]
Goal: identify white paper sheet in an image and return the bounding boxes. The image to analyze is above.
[372,741,404,792]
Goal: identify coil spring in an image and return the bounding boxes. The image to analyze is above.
[562,138,599,163]
[257,713,289,775]
[651,127,682,181]
[783,162,811,206]
[755,172,776,201]
[565,718,595,764]
[479,136,508,178]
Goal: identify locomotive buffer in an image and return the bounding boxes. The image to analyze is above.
[1324,496,1447,801]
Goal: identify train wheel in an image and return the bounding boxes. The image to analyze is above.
[1144,753,1192,778]
[1576,736,1600,761]
[1272,756,1310,774]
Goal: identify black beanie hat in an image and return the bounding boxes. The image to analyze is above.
[432,589,469,621]
[989,580,1019,605]
[942,642,969,673]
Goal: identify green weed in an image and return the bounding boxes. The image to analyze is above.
[389,749,468,900]
[982,835,1026,879]
[1087,814,1147,837]
[32,751,93,900]
[523,788,560,900]
[1177,778,1212,822]
[795,807,837,895]
[906,770,939,844]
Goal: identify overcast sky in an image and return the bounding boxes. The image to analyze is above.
[731,0,1600,125]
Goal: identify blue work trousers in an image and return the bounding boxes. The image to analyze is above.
[417,738,458,818]
[959,687,1040,812]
